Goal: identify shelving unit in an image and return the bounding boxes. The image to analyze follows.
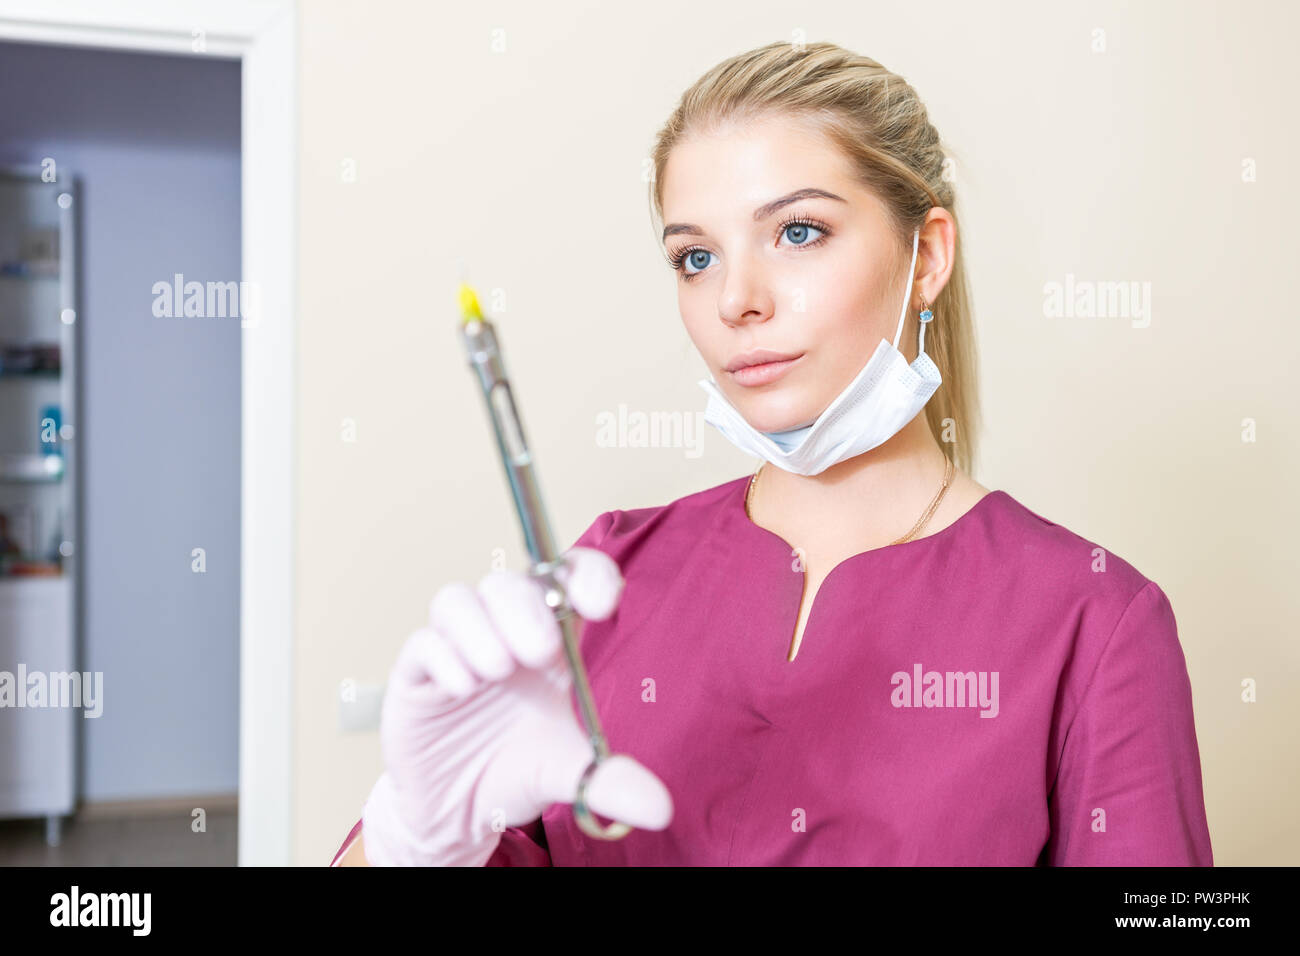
[0,168,79,844]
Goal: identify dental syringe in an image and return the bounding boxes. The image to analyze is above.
[456,283,632,841]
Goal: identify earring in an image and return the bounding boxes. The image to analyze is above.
[918,294,934,353]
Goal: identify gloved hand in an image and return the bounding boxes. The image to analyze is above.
[360,546,673,866]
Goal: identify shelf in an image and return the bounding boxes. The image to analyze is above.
[0,342,62,379]
[0,369,60,382]
[0,574,68,591]
[0,454,63,483]
[0,167,78,825]
[0,566,64,579]
[0,371,61,381]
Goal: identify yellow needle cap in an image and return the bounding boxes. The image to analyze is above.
[458,282,484,324]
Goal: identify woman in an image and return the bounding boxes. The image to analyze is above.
[332,41,1213,866]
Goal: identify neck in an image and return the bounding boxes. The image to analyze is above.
[753,414,951,542]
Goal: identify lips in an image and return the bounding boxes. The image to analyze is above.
[725,352,804,387]
[724,348,804,372]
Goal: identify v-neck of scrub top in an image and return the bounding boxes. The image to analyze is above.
[727,475,1006,668]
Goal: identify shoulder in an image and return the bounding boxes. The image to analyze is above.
[567,475,749,553]
[981,488,1189,712]
[981,487,1157,606]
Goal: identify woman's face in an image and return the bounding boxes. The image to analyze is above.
[660,115,913,434]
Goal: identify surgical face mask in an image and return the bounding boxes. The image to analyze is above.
[698,227,940,477]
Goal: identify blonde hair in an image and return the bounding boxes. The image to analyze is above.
[648,41,981,475]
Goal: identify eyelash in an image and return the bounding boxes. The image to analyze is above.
[665,214,832,282]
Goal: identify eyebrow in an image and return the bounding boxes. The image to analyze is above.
[661,187,847,241]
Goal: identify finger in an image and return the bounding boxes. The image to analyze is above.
[555,547,624,621]
[389,625,476,700]
[428,581,515,682]
[477,568,563,669]
[533,723,673,831]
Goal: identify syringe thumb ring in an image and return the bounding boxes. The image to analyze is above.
[573,755,634,841]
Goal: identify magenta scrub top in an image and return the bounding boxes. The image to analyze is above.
[332,475,1213,866]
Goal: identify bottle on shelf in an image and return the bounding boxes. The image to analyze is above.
[41,404,63,458]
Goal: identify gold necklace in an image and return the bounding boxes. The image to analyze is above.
[745,454,955,546]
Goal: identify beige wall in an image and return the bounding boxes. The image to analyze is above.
[295,0,1299,864]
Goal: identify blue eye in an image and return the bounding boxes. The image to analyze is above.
[666,245,715,282]
[681,249,715,276]
[780,221,825,246]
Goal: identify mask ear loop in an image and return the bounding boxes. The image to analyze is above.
[892,227,922,351]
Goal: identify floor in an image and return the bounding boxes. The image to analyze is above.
[0,809,237,866]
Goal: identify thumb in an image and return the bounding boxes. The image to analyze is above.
[536,720,673,831]
[582,754,674,831]
[555,547,623,621]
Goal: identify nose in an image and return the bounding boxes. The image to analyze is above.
[715,254,774,330]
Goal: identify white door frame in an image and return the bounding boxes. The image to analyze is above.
[0,0,297,866]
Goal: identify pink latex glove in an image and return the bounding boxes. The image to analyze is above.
[360,546,674,866]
